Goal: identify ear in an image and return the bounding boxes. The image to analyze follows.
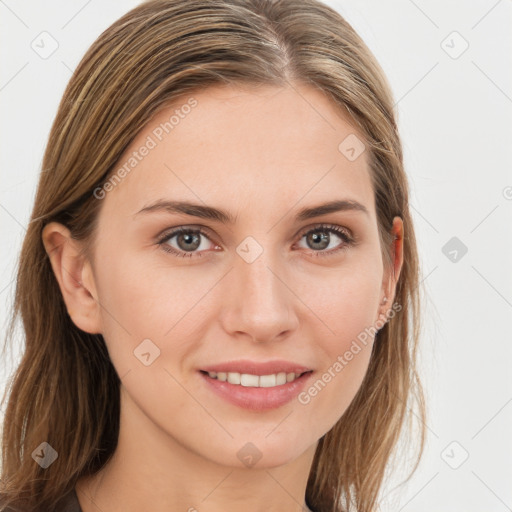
[42,222,102,335]
[376,216,404,325]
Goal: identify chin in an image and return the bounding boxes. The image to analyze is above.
[205,433,315,470]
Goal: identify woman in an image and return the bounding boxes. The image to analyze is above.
[0,1,426,511]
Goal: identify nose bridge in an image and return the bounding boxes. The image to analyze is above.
[222,243,297,341]
[240,255,282,306]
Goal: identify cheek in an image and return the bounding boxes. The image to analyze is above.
[297,294,378,436]
[298,341,374,438]
[94,247,211,334]
[294,259,381,424]
[92,246,216,378]
[300,256,382,346]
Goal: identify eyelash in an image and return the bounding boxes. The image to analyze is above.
[156,223,354,259]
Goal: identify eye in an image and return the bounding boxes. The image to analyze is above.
[156,223,354,259]
[295,223,354,258]
[157,226,219,258]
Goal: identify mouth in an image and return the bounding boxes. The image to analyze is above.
[199,369,311,388]
[198,365,314,411]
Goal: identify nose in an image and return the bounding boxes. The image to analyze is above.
[219,251,299,344]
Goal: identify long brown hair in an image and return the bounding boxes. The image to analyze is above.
[0,1,426,510]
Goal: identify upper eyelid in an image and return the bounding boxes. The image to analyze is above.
[157,225,217,244]
[298,223,352,238]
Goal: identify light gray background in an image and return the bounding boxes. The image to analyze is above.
[1,1,511,510]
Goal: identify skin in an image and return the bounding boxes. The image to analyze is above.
[43,83,403,512]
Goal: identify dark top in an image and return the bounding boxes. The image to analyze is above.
[57,488,82,512]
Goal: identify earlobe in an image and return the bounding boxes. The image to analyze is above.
[42,222,102,335]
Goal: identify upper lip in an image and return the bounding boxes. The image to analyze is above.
[200,359,312,376]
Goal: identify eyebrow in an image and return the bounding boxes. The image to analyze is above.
[135,198,369,223]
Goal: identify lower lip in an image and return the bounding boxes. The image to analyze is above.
[199,371,313,411]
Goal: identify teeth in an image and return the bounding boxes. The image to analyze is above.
[259,374,276,387]
[227,372,241,385]
[207,371,302,387]
[240,373,259,387]
[276,372,287,385]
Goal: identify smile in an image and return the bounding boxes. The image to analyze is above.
[199,369,314,411]
[204,371,308,388]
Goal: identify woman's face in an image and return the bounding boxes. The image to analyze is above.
[75,83,401,468]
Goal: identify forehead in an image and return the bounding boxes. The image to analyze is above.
[100,83,375,224]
